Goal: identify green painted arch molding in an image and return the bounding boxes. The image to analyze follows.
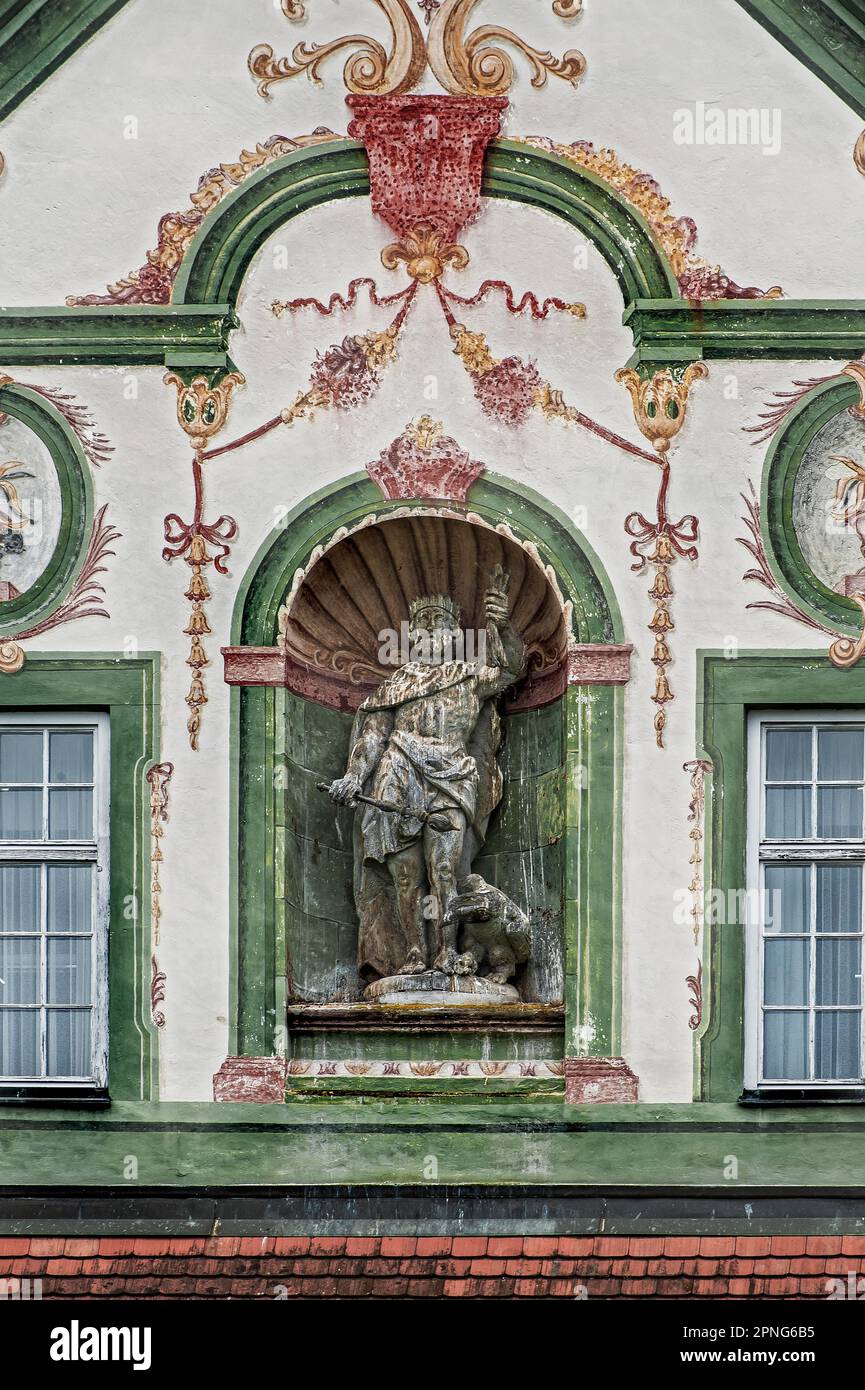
[173,139,678,312]
[233,470,624,649]
[762,376,863,637]
[0,381,92,637]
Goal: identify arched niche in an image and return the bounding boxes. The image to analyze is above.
[226,471,631,1079]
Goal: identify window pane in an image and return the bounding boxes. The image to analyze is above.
[0,732,42,784]
[818,727,864,782]
[0,1010,39,1076]
[47,865,92,933]
[49,731,93,785]
[816,1011,860,1080]
[764,939,808,1005]
[0,788,41,839]
[0,865,39,932]
[766,728,811,781]
[765,865,809,934]
[817,785,862,838]
[0,937,39,1004]
[46,1010,90,1078]
[47,939,90,1006]
[817,939,862,1006]
[763,1011,808,1079]
[48,788,92,840]
[765,786,811,839]
[817,864,862,933]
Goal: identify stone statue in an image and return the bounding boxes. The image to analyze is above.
[325,565,529,999]
[445,874,532,986]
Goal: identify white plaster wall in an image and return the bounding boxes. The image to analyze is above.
[0,0,862,302]
[0,0,859,1100]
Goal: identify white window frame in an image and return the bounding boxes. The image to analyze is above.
[746,708,865,1091]
[0,711,109,1089]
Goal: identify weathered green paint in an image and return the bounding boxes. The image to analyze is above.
[0,655,161,1100]
[0,0,134,122]
[762,376,863,635]
[5,1100,865,1202]
[0,306,237,368]
[230,472,624,1074]
[1,153,863,379]
[0,381,90,635]
[697,651,865,1101]
[624,300,865,373]
[733,0,865,120]
[174,140,678,310]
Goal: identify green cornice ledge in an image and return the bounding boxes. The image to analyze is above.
[733,0,865,121]
[4,1101,865,1199]
[624,299,865,371]
[0,304,237,367]
[0,0,135,124]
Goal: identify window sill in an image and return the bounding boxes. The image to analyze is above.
[0,1085,109,1107]
[740,1087,865,1105]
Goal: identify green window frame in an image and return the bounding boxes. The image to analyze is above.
[0,654,160,1104]
[697,650,865,1102]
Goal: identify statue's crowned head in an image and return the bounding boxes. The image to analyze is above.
[408,593,462,635]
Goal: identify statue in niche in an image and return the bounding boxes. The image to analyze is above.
[324,565,531,1002]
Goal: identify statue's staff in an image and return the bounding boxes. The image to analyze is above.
[315,781,451,832]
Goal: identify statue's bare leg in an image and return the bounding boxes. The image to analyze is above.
[426,819,465,972]
[387,842,428,974]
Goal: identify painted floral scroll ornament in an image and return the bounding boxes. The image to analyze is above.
[0,505,120,675]
[683,758,712,947]
[517,137,782,303]
[163,371,245,750]
[146,761,174,949]
[366,415,485,499]
[249,0,585,98]
[743,360,865,447]
[67,131,339,306]
[615,363,708,748]
[687,961,703,1032]
[736,480,865,670]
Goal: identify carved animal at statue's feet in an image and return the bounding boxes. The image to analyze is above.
[443,875,531,986]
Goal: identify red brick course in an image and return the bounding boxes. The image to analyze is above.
[0,1235,857,1298]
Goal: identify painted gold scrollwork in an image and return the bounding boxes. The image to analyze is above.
[855,129,865,176]
[165,372,245,451]
[249,0,585,97]
[0,642,25,675]
[426,0,586,96]
[382,221,470,283]
[828,594,865,669]
[249,0,427,96]
[842,360,865,419]
[616,363,709,455]
[616,363,708,748]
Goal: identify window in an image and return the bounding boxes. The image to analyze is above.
[747,711,865,1091]
[0,714,108,1089]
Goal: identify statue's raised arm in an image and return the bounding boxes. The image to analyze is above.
[476,563,527,699]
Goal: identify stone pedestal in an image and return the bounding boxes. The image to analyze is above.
[363,971,520,1006]
[563,1056,639,1104]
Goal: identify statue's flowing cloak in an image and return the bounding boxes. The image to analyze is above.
[351,661,504,980]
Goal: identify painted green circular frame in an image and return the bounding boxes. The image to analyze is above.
[762,376,864,637]
[173,139,678,311]
[0,382,91,636]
